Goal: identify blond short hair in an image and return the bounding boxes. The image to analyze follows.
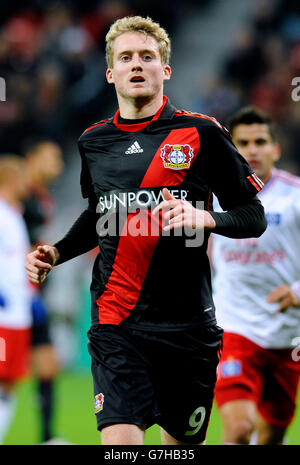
[105,16,171,68]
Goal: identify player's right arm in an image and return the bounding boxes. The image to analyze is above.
[26,195,99,284]
[26,245,59,284]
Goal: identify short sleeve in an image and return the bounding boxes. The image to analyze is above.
[199,124,264,210]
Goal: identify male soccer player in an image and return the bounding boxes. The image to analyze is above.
[0,156,31,444]
[212,106,300,445]
[23,139,64,442]
[25,16,267,445]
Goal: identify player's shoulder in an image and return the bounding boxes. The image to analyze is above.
[174,109,230,133]
[79,118,111,141]
[0,199,22,233]
[273,168,300,190]
[0,198,14,219]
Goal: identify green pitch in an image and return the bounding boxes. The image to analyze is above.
[4,369,300,445]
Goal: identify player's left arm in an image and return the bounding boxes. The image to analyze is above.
[153,189,266,237]
[153,123,267,238]
[198,123,267,238]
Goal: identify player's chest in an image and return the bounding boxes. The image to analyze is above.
[260,191,294,231]
[0,219,28,258]
[84,127,201,191]
[219,193,296,254]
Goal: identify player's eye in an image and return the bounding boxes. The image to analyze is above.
[256,139,267,145]
[121,55,131,62]
[143,54,152,61]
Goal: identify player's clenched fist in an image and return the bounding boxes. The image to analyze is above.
[25,245,59,284]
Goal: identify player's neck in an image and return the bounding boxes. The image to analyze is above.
[25,165,46,192]
[118,93,164,119]
[260,170,273,185]
[0,189,21,208]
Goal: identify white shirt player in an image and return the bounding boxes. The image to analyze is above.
[0,197,32,329]
[212,168,300,349]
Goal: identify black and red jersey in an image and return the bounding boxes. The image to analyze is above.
[78,96,262,330]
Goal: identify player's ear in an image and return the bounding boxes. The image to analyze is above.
[106,68,114,84]
[163,65,171,81]
[273,142,281,163]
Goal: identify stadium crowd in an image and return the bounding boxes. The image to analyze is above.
[0,0,211,156]
[192,0,300,174]
[1,0,300,170]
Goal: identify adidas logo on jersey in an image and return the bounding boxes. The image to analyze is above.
[125,141,143,154]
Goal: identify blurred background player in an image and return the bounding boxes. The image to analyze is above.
[0,155,32,444]
[22,139,64,442]
[211,107,300,445]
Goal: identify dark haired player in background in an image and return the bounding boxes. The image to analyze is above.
[23,138,64,442]
[212,106,300,444]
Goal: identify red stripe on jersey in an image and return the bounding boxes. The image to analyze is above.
[247,175,262,192]
[140,127,200,187]
[175,110,223,129]
[83,119,108,134]
[207,188,212,211]
[96,127,199,324]
[96,210,162,324]
[113,96,167,132]
[252,173,264,189]
[274,171,300,188]
[83,120,108,134]
[112,119,149,133]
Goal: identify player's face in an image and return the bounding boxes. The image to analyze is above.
[14,166,29,200]
[36,143,64,183]
[106,32,171,103]
[232,123,280,182]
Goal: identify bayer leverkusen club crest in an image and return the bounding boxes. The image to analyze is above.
[161,144,194,170]
[94,393,104,414]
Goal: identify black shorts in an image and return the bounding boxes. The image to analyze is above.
[87,323,223,444]
[32,319,52,346]
[31,293,52,347]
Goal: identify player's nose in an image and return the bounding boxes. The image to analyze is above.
[131,54,143,71]
[247,142,259,156]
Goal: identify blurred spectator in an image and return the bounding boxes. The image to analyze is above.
[28,61,67,141]
[191,0,300,174]
[22,138,64,443]
[0,155,31,444]
[0,0,197,153]
[192,76,241,124]
[223,27,267,93]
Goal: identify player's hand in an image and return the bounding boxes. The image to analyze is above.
[25,245,59,284]
[152,188,216,231]
[267,284,300,313]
